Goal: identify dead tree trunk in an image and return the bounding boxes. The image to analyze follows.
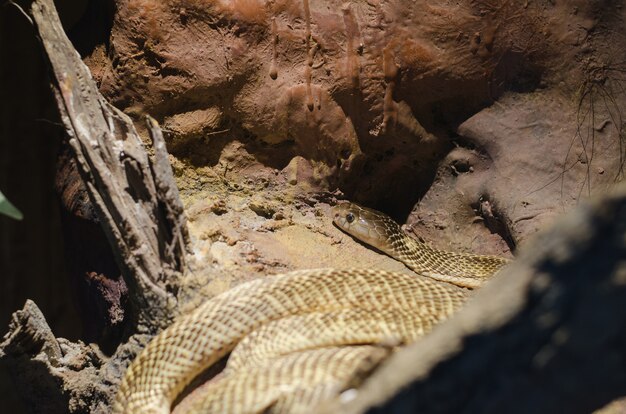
[27,0,188,333]
[1,0,189,412]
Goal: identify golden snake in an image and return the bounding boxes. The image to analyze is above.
[113,202,509,414]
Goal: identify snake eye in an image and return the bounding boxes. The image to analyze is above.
[346,213,355,223]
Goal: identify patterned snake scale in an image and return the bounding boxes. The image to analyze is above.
[113,202,510,413]
[187,346,391,413]
[224,307,441,373]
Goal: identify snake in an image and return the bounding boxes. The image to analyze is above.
[113,202,510,414]
[331,203,508,288]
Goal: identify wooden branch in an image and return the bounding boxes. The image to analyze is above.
[28,0,188,332]
[1,2,191,411]
[0,300,62,363]
[146,116,190,281]
[324,182,626,414]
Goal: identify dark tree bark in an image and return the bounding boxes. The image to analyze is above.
[1,0,189,412]
[28,0,188,332]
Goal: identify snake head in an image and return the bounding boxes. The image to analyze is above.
[331,202,403,253]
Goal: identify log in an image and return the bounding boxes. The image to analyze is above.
[2,0,189,411]
[28,0,188,332]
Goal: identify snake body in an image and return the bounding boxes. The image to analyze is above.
[187,345,391,413]
[224,307,442,373]
[113,202,509,414]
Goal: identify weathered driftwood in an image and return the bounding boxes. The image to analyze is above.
[2,0,188,412]
[323,181,626,414]
[31,0,188,332]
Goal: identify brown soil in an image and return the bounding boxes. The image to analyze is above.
[81,0,625,281]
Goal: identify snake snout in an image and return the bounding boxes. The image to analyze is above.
[330,205,348,226]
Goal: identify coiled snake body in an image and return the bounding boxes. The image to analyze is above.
[113,202,510,414]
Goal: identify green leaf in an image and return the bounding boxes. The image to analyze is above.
[0,190,23,220]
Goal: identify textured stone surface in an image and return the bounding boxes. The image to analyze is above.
[89,0,565,217]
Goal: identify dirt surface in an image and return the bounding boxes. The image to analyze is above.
[91,1,565,216]
[80,0,625,291]
[173,154,416,314]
